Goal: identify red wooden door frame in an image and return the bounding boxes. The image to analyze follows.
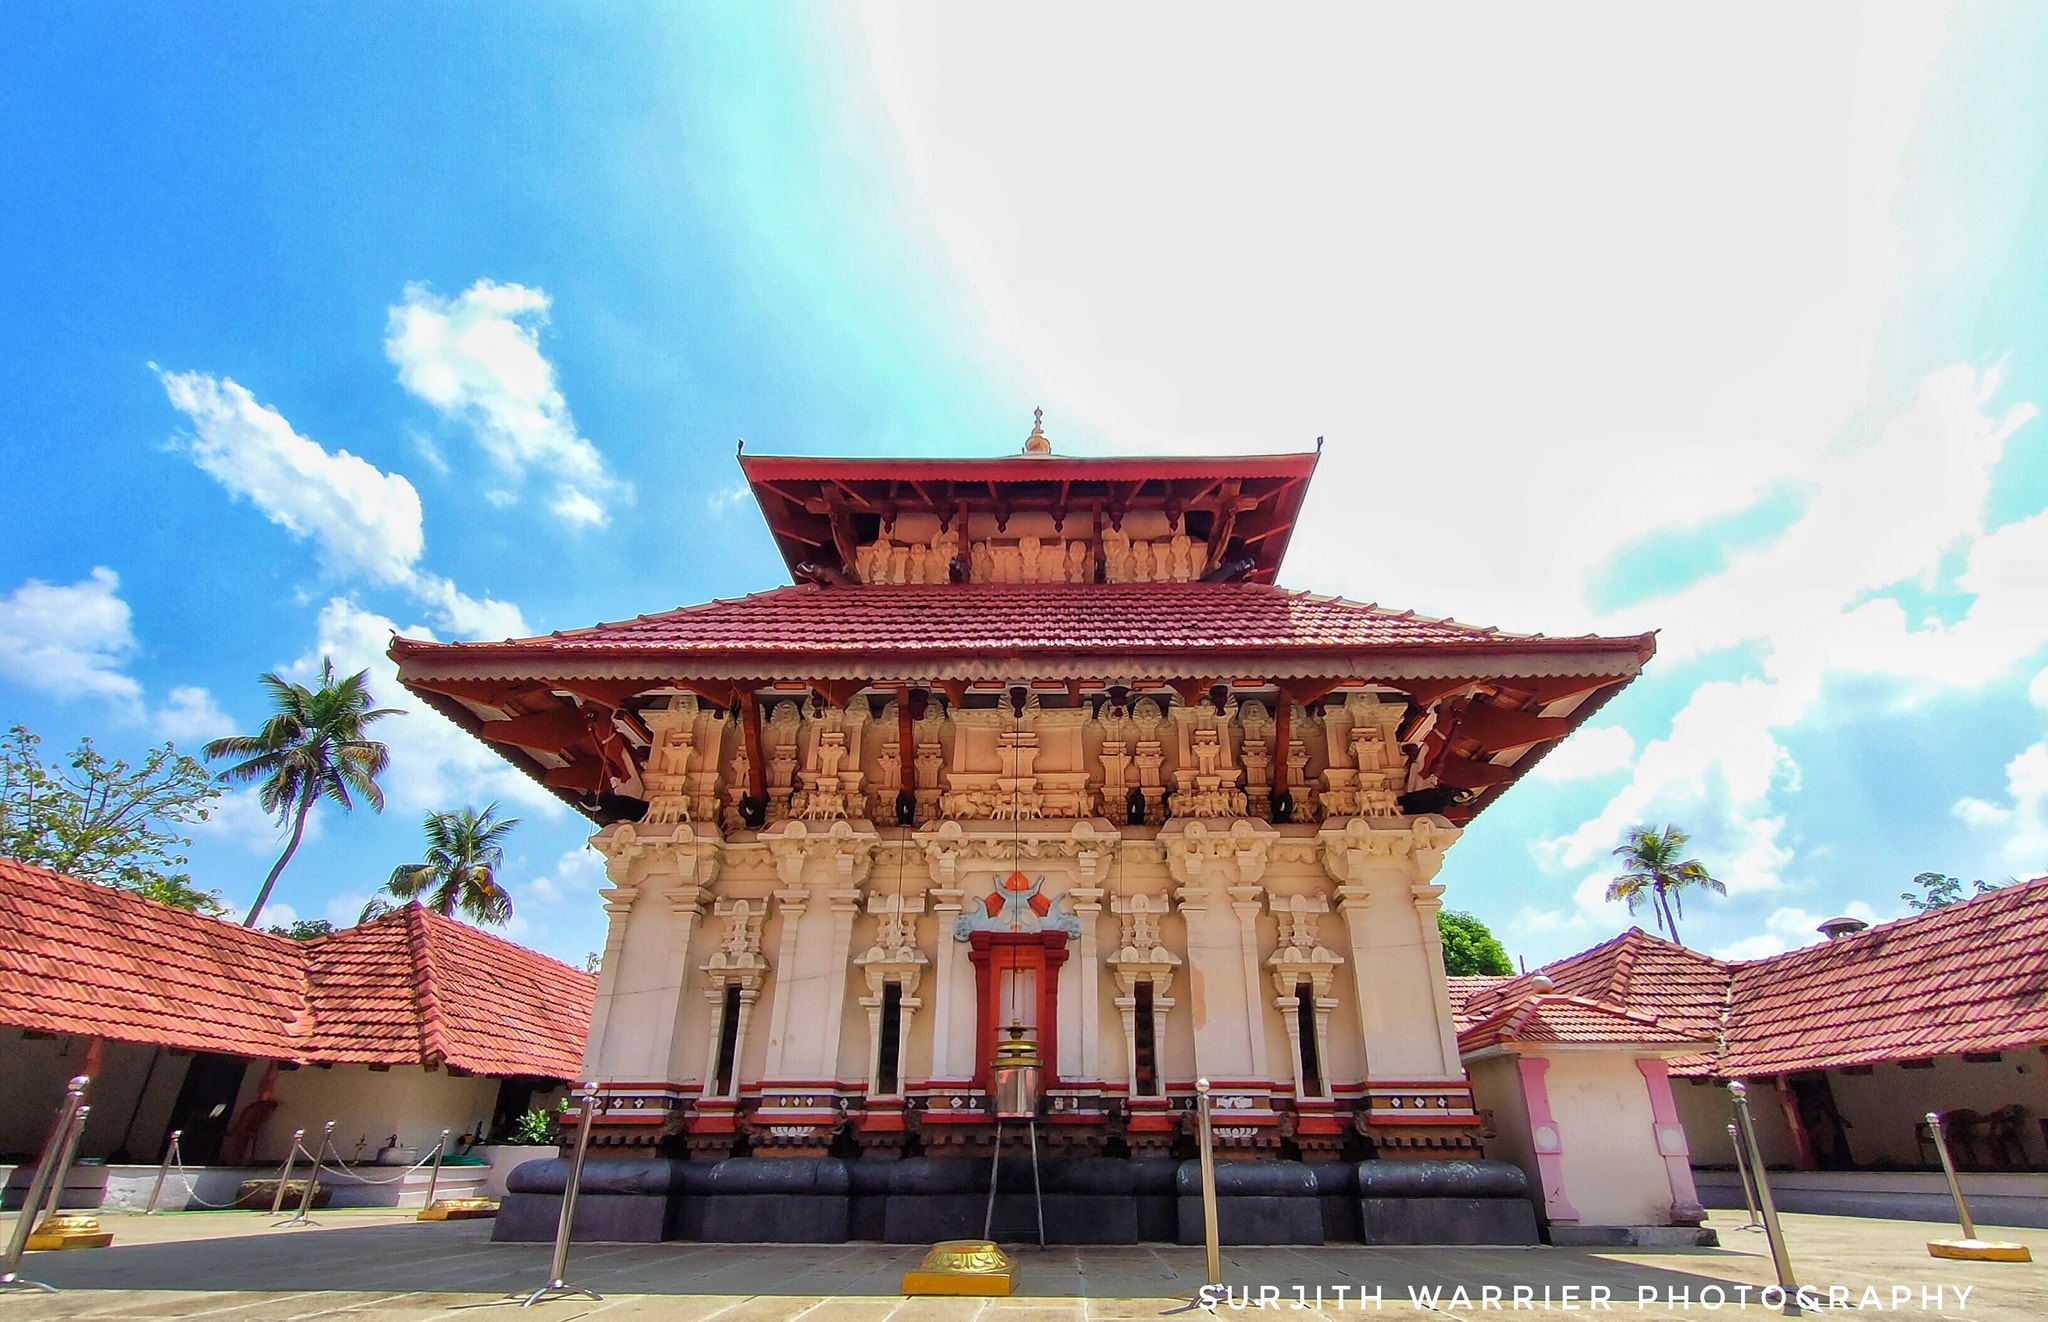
[966,930,1069,1092]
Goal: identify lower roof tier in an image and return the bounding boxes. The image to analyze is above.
[391,581,1655,827]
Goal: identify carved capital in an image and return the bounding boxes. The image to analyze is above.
[1317,814,1461,884]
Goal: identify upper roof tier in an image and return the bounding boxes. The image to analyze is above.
[738,426,1319,586]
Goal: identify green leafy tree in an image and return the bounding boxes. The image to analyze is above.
[1606,823,1726,946]
[1,724,225,914]
[267,918,336,940]
[1438,909,1513,976]
[363,803,518,926]
[204,658,396,928]
[1900,871,2005,913]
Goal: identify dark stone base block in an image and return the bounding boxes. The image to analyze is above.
[489,1151,1551,1247]
[1548,1225,1720,1248]
[1355,1158,1540,1246]
[494,1192,672,1243]
[493,1157,687,1243]
[1361,1197,1539,1246]
[1175,1160,1324,1245]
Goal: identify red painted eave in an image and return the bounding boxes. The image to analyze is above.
[737,449,1320,485]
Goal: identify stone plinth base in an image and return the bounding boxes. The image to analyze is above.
[1175,1160,1323,1245]
[494,1158,688,1244]
[490,1153,1547,1247]
[1548,1225,1720,1248]
[1357,1159,1540,1246]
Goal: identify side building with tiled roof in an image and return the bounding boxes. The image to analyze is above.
[0,858,593,1199]
[1471,880,2048,1219]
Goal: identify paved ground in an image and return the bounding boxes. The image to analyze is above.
[0,1209,2042,1320]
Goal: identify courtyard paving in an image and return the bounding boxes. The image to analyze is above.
[0,1209,2041,1320]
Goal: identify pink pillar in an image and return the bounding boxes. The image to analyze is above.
[1516,1057,1579,1222]
[1635,1058,1706,1225]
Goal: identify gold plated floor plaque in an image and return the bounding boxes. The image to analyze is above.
[901,1239,1015,1296]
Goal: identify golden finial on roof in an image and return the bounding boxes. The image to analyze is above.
[1022,407,1051,456]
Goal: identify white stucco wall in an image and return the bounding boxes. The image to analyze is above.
[1542,1051,1672,1227]
[258,1065,501,1165]
[1467,1055,1535,1174]
[0,1031,189,1162]
[1678,1056,2048,1172]
[586,809,1474,1147]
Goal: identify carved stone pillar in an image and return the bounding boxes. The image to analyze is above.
[581,824,645,1078]
[1320,814,1482,1156]
[763,885,808,1081]
[1266,892,1341,1102]
[1068,884,1104,1083]
[1164,818,1282,1154]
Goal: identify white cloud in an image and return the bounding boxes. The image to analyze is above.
[385,280,626,527]
[497,844,606,944]
[0,567,142,714]
[1954,742,2048,874]
[194,784,321,854]
[1537,363,2041,908]
[521,845,604,907]
[155,685,234,744]
[858,2,1951,634]
[1712,901,1887,961]
[1529,725,1635,782]
[160,370,425,587]
[704,483,751,518]
[859,5,2038,934]
[286,598,563,821]
[159,369,528,641]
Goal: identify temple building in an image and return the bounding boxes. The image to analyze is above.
[392,420,1660,1244]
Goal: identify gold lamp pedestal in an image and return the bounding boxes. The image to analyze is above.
[417,1197,499,1221]
[901,1239,1016,1296]
[24,1215,112,1252]
[902,1020,1042,1297]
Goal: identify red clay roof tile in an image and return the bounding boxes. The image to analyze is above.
[1718,878,2048,1076]
[0,859,592,1078]
[389,582,1650,667]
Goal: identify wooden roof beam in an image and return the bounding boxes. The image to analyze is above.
[1454,701,1570,752]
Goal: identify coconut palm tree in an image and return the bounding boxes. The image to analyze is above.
[363,804,518,926]
[204,659,395,927]
[1606,824,1725,946]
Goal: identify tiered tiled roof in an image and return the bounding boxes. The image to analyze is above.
[391,582,1650,678]
[1471,879,2048,1076]
[1458,992,1708,1052]
[0,858,305,1058]
[1718,878,2048,1075]
[302,905,594,1078]
[0,860,593,1078]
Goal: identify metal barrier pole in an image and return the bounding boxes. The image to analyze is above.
[33,1105,92,1228]
[0,1075,89,1293]
[1195,1078,1221,1290]
[145,1130,182,1216]
[1726,1122,1763,1230]
[1921,1110,2031,1260]
[1729,1083,1800,1316]
[422,1128,450,1209]
[981,1117,1004,1242]
[1028,1117,1045,1251]
[517,1082,603,1307]
[1925,1112,1975,1240]
[276,1122,333,1228]
[268,1130,304,1216]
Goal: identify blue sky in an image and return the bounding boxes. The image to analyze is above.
[3,3,2046,968]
